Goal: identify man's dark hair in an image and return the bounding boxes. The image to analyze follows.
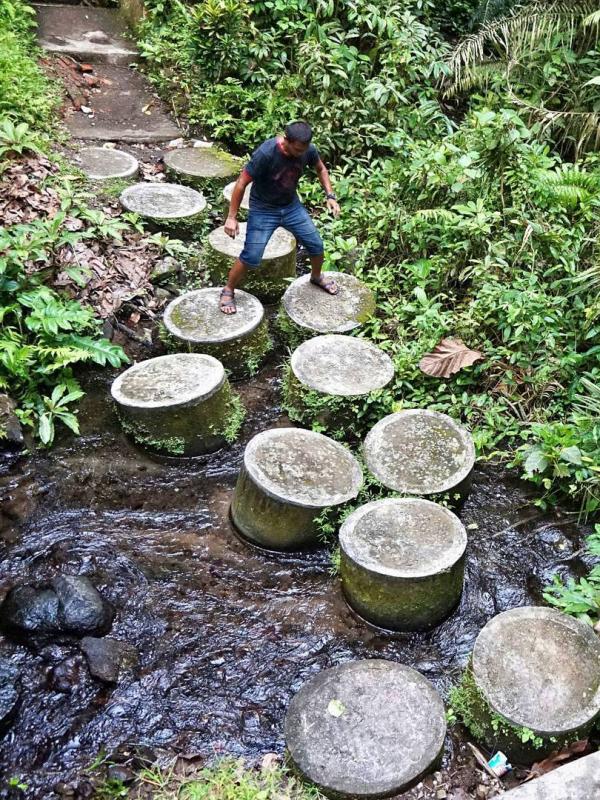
[284,121,313,144]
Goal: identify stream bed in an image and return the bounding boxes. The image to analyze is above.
[0,359,593,798]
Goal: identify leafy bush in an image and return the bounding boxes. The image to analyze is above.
[0,0,61,129]
[544,525,600,625]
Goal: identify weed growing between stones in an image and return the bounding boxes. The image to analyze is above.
[273,307,311,351]
[222,391,245,444]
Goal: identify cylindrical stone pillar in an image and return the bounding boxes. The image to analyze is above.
[453,606,600,763]
[285,660,447,799]
[231,427,362,550]
[120,182,207,237]
[276,271,375,348]
[339,498,467,631]
[363,409,476,502]
[163,288,271,379]
[205,223,296,303]
[163,146,241,194]
[283,334,394,438]
[76,146,139,181]
[111,353,244,456]
[223,181,251,217]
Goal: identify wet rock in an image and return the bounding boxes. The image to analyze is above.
[107,764,135,784]
[49,656,84,693]
[53,576,114,636]
[0,394,24,450]
[0,659,20,728]
[0,576,113,641]
[1,585,60,636]
[81,637,137,683]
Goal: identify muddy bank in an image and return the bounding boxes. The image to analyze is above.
[0,360,593,798]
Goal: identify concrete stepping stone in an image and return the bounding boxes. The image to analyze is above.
[34,4,138,66]
[65,65,180,142]
[164,147,241,193]
[223,181,251,211]
[163,288,271,379]
[231,427,362,550]
[339,498,467,631]
[283,334,394,436]
[284,659,446,798]
[364,409,475,500]
[206,223,296,302]
[120,182,206,235]
[454,606,600,763]
[277,271,375,347]
[75,146,139,181]
[503,751,600,799]
[111,353,243,456]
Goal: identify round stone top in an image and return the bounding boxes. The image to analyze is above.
[120,183,206,219]
[208,222,295,260]
[111,354,225,409]
[291,334,394,397]
[223,181,251,210]
[163,147,239,179]
[363,410,476,495]
[163,288,263,345]
[282,272,375,333]
[243,428,362,508]
[76,146,139,180]
[285,659,446,798]
[472,606,600,736]
[339,498,467,577]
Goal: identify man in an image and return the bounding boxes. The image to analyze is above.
[220,121,340,313]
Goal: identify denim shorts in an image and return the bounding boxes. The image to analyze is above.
[240,197,324,269]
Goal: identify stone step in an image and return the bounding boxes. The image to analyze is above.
[74,146,139,180]
[119,182,206,235]
[65,64,180,142]
[503,751,600,799]
[34,4,138,66]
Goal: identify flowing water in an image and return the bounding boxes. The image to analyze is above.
[0,359,593,798]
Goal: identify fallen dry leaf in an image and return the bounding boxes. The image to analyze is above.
[525,739,589,781]
[419,337,483,378]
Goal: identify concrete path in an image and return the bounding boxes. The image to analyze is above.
[503,751,600,799]
[35,4,180,142]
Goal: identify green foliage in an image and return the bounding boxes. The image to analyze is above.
[544,524,600,624]
[0,0,61,129]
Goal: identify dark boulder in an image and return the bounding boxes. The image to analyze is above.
[81,637,137,684]
[0,576,114,642]
[53,576,113,636]
[0,394,24,450]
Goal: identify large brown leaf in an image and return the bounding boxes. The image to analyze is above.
[419,337,483,378]
[525,740,589,782]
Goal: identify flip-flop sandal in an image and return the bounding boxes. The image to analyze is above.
[219,287,237,314]
[310,275,338,295]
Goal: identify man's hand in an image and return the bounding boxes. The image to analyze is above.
[224,216,239,238]
[326,198,341,218]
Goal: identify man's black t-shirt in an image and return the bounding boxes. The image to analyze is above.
[244,137,320,207]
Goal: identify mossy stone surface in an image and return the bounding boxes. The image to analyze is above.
[206,223,296,303]
[163,288,272,379]
[120,182,207,237]
[164,147,242,194]
[339,498,467,631]
[279,271,375,346]
[76,146,139,180]
[282,336,395,439]
[363,410,476,499]
[111,353,243,456]
[285,660,446,798]
[231,427,362,550]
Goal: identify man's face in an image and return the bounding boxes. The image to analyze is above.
[282,137,310,158]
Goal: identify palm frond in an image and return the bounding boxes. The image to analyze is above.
[447,0,597,95]
[574,376,600,419]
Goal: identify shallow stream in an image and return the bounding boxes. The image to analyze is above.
[0,359,593,798]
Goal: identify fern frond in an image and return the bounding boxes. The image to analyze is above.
[414,208,460,222]
[574,376,600,419]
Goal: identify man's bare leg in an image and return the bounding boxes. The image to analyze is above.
[309,254,338,294]
[220,258,248,314]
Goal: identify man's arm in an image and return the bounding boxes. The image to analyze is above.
[225,169,253,238]
[315,159,340,218]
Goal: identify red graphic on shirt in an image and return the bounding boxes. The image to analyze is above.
[273,165,302,191]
